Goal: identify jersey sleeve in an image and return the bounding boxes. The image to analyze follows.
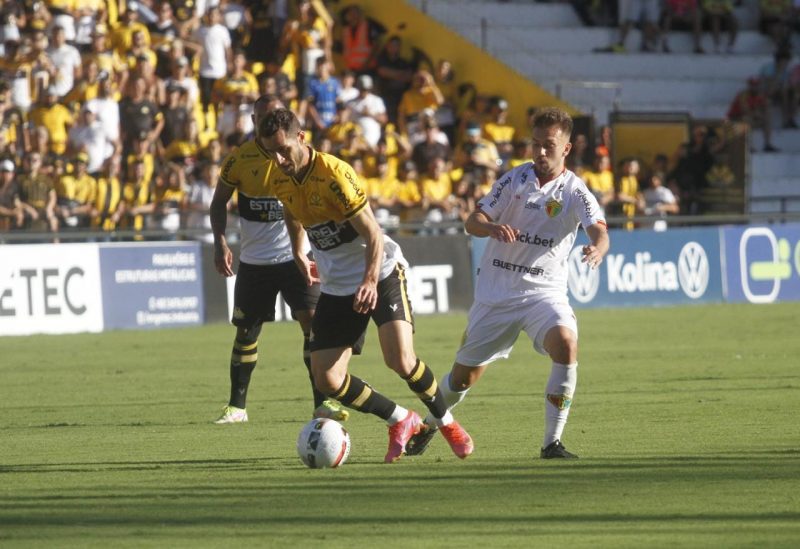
[326,160,368,220]
[571,177,606,230]
[477,166,520,220]
[218,150,240,188]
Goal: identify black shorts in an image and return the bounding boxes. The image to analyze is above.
[232,260,320,327]
[310,263,414,353]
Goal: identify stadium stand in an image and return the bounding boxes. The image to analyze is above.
[409,0,800,215]
[2,0,799,242]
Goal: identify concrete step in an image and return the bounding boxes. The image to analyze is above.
[752,153,800,178]
[757,125,800,152]
[408,0,581,28]
[750,177,800,198]
[749,197,800,213]
[488,25,773,57]
[483,28,776,55]
[502,51,772,82]
[412,0,761,31]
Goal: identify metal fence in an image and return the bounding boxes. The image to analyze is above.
[3,212,800,244]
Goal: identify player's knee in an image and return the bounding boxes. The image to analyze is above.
[384,350,417,377]
[313,368,344,395]
[544,326,578,363]
[236,324,261,344]
[449,364,479,391]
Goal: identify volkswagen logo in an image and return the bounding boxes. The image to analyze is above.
[568,247,600,303]
[677,242,709,299]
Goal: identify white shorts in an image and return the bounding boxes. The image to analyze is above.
[619,0,660,23]
[455,295,578,367]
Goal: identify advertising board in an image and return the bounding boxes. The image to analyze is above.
[99,243,205,330]
[0,244,104,335]
[722,224,800,304]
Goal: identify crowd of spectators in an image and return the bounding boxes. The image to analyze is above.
[2,0,794,239]
[0,0,535,238]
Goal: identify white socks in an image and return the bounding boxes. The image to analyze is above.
[388,405,409,425]
[543,362,578,448]
[425,372,467,428]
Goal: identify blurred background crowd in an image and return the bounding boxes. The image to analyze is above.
[0,0,798,239]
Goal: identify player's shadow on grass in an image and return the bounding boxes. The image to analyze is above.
[0,458,281,474]
[2,453,798,479]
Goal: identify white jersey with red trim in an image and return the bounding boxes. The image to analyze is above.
[475,162,605,305]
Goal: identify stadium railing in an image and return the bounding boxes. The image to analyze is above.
[3,213,800,244]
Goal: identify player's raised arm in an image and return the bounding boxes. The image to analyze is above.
[347,205,383,314]
[210,182,236,277]
[464,207,519,243]
[582,222,610,269]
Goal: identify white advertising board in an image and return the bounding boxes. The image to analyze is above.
[0,244,104,335]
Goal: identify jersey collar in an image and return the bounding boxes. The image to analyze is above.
[535,167,567,188]
[291,146,317,186]
[254,137,270,158]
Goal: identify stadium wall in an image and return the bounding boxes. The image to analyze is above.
[3,225,799,336]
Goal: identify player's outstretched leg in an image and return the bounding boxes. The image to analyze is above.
[327,372,420,463]
[215,325,260,424]
[403,361,473,459]
[541,361,578,459]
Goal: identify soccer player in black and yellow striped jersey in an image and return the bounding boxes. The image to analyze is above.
[210,95,348,425]
[256,108,474,463]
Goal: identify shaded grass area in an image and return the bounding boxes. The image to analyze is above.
[2,303,800,547]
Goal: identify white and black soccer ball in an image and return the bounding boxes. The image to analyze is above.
[296,418,351,469]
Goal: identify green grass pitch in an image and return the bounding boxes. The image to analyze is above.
[2,303,799,547]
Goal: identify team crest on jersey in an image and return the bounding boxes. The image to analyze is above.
[545,199,562,217]
[310,192,322,207]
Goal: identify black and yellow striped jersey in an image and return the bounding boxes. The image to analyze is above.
[267,147,406,296]
[219,139,294,265]
[93,176,123,230]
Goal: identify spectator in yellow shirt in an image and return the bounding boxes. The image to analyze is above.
[18,152,59,233]
[395,159,423,228]
[93,155,125,231]
[85,25,129,93]
[121,158,153,233]
[581,154,615,212]
[397,69,444,141]
[614,158,645,230]
[111,3,151,56]
[55,152,97,228]
[365,156,401,231]
[29,87,74,155]
[482,97,515,168]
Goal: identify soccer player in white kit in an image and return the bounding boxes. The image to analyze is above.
[407,107,610,459]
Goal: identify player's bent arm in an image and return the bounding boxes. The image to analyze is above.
[464,207,518,243]
[582,222,610,269]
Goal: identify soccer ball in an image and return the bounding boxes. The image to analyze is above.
[296,418,351,468]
